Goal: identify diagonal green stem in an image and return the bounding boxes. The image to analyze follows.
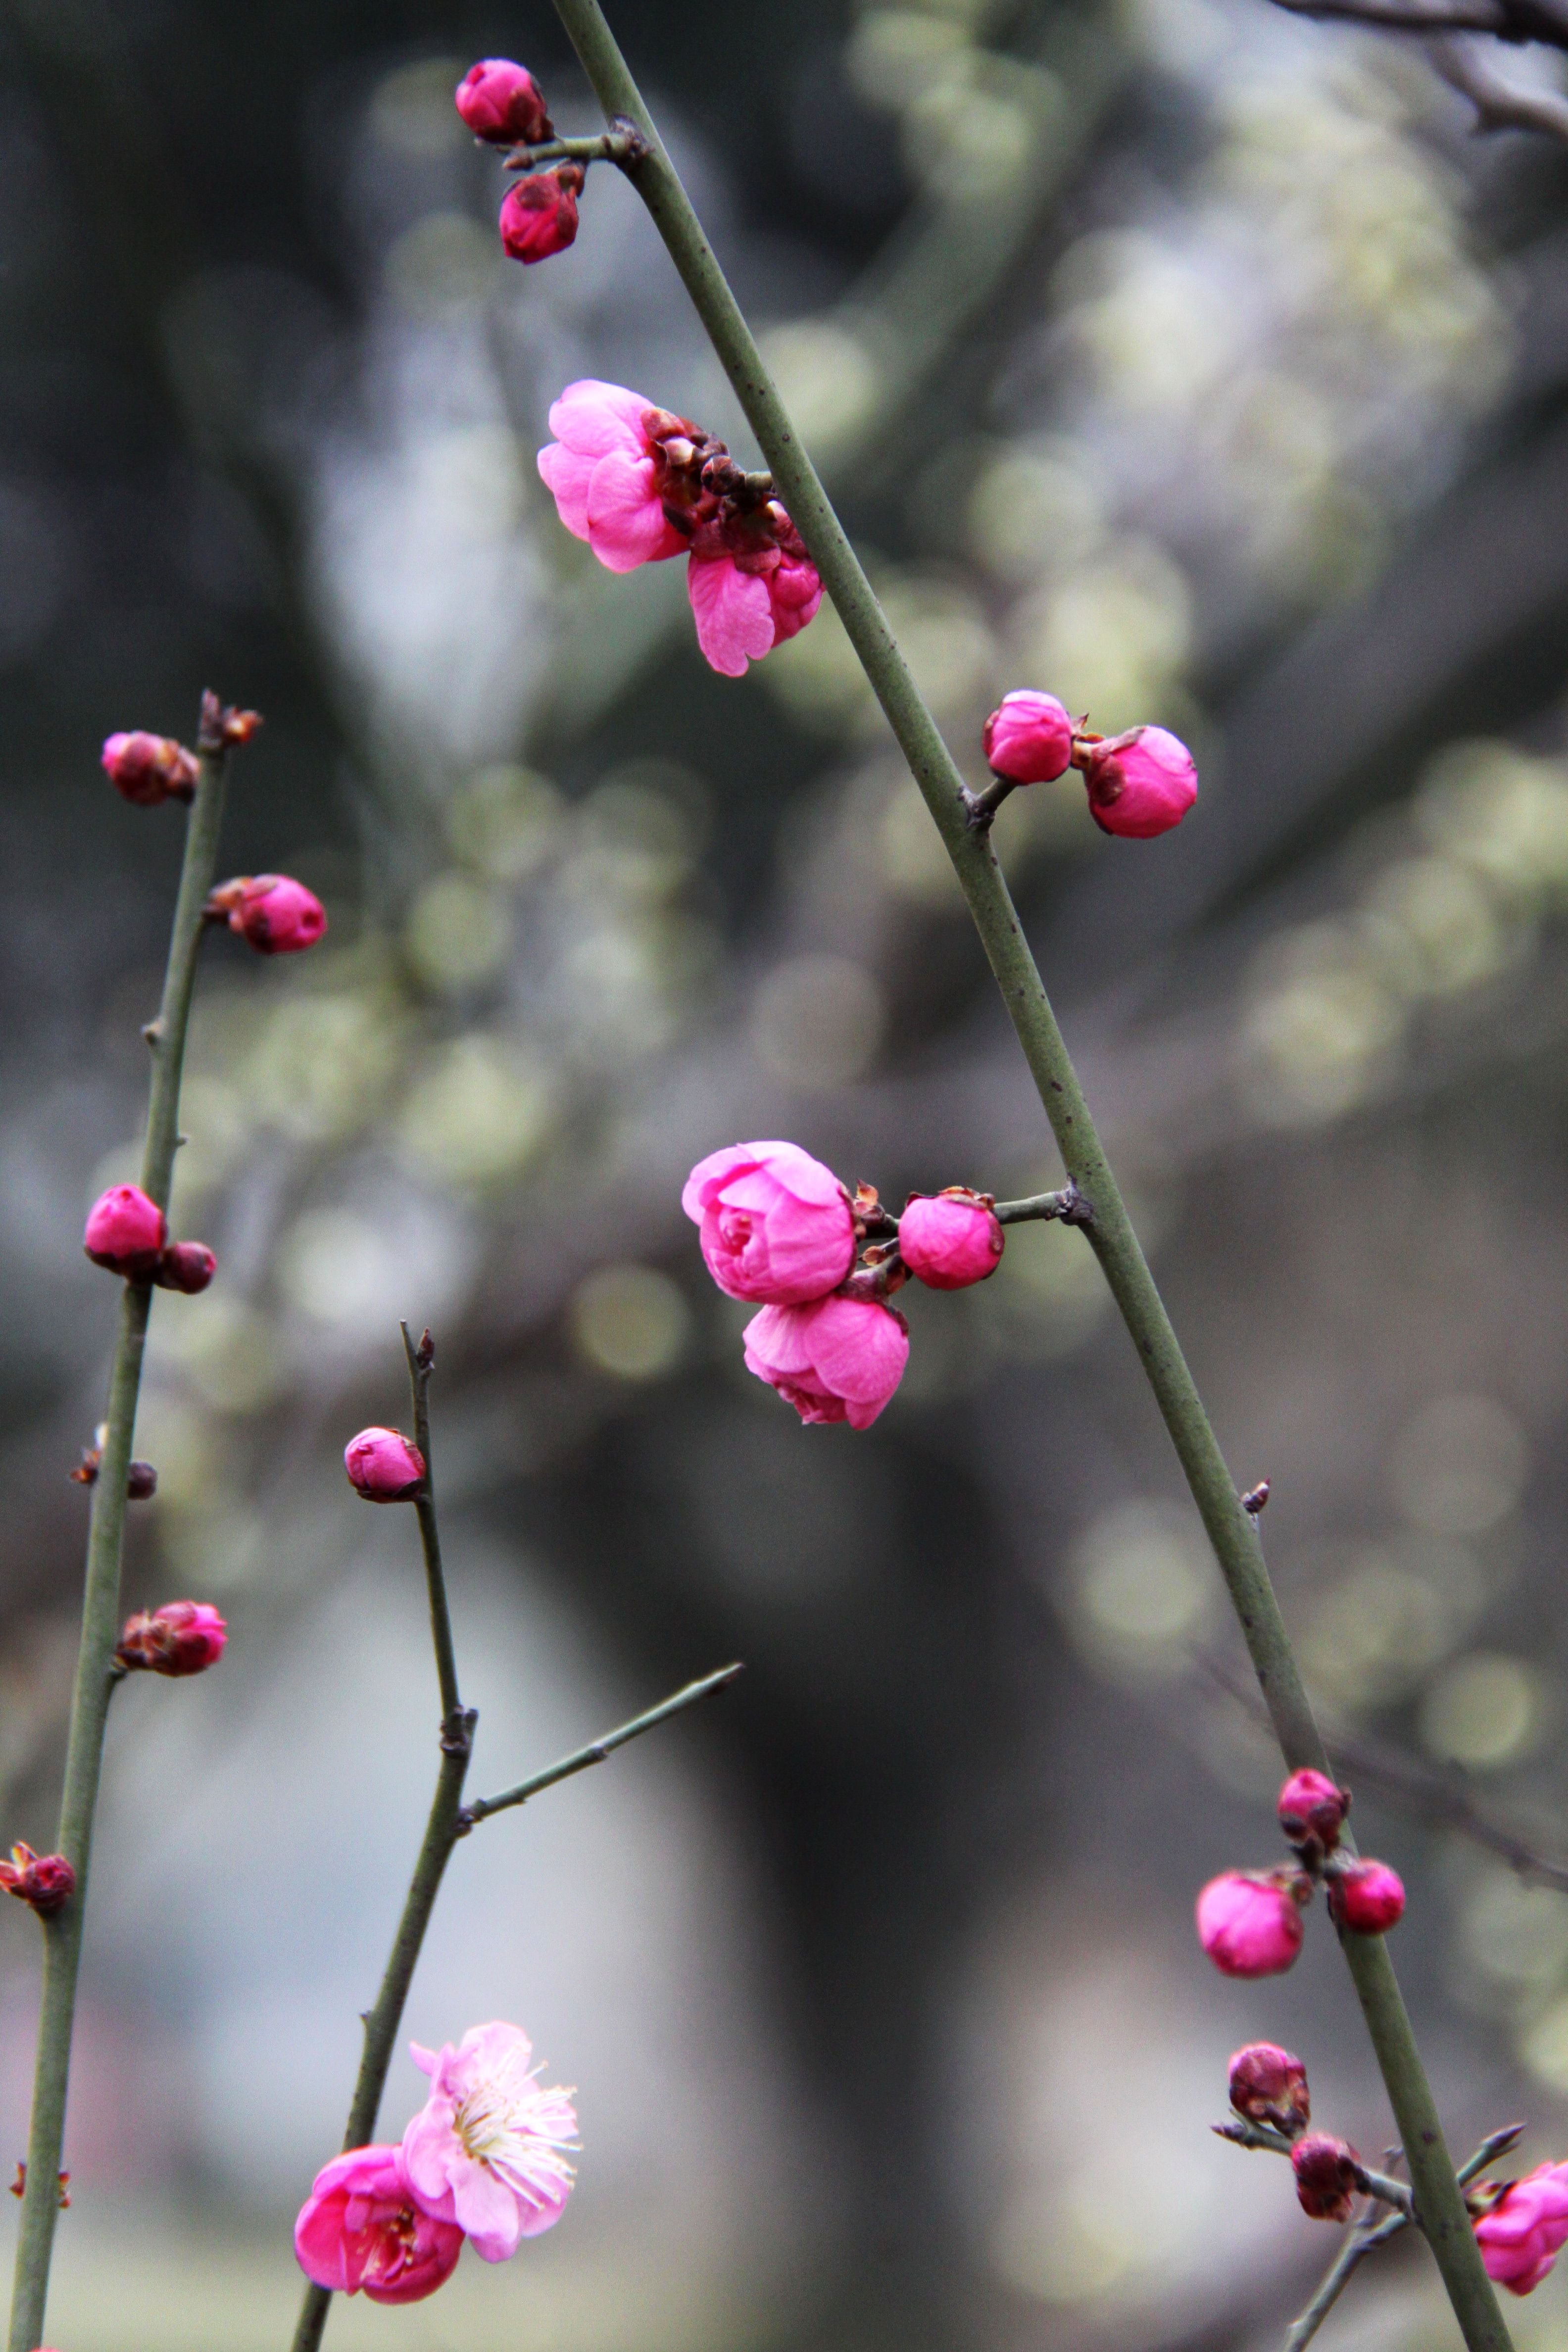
[8,714,236,2352]
[465,1664,743,1821]
[546,10,1513,2344]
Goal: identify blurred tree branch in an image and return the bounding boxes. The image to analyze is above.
[1267,0,1568,139]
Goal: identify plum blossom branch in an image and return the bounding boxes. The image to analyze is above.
[7,694,254,2352]
[463,1664,744,1824]
[546,4,1513,2341]
[502,127,639,169]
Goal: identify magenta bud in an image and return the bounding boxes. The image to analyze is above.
[0,1843,75,1917]
[1082,725,1197,838]
[898,1189,1005,1290]
[455,57,552,144]
[100,730,198,808]
[1277,1767,1349,1852]
[117,1599,227,1676]
[1328,1858,1405,1936]
[499,165,584,264]
[84,1184,168,1278]
[982,690,1075,785]
[218,874,328,955]
[1475,2162,1568,2295]
[1292,2133,1363,2223]
[345,1427,427,1502]
[1228,2042,1310,2137]
[153,1241,217,1295]
[127,1461,158,1500]
[1195,1867,1309,1978]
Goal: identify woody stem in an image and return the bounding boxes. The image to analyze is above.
[550,5,1514,2345]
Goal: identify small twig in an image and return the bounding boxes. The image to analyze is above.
[993,1183,1095,1227]
[399,1324,465,1743]
[464,1664,743,1826]
[1426,34,1568,137]
[502,127,637,170]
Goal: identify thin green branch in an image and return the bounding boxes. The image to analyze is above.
[399,1324,462,1733]
[8,704,240,2352]
[503,129,636,168]
[546,8,1514,2344]
[465,1664,744,1823]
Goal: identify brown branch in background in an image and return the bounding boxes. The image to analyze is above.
[1265,0,1568,142]
[1199,1652,1568,1895]
[1426,33,1568,134]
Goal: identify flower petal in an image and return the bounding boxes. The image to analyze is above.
[687,556,775,677]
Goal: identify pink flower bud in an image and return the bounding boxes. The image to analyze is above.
[1083,725,1198,838]
[682,1141,856,1305]
[84,1185,167,1279]
[1328,1858,1405,1935]
[455,58,552,146]
[898,1189,1004,1290]
[1195,1868,1308,1977]
[153,1241,216,1295]
[1277,1767,1349,1852]
[224,874,328,955]
[742,1294,909,1430]
[117,1600,227,1677]
[0,1844,74,1917]
[100,731,198,808]
[1474,2162,1568,2295]
[295,2143,465,2304]
[982,690,1075,785]
[500,166,584,264]
[345,1428,427,1502]
[1228,2042,1311,2137]
[1292,2133,1363,2222]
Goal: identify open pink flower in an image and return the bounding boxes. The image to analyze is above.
[683,1140,855,1305]
[1475,2163,1568,2294]
[400,2022,578,2262]
[295,2144,464,2304]
[686,509,822,678]
[742,1293,909,1429]
[537,381,699,573]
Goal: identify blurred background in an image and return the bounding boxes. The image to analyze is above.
[3,0,1568,2345]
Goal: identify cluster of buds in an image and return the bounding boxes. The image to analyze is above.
[70,1424,156,1499]
[0,1844,74,1917]
[99,698,260,811]
[1195,1768,1405,1979]
[456,59,584,266]
[203,873,327,956]
[539,383,822,677]
[116,1600,227,1678]
[682,1142,1008,1427]
[977,689,1199,841]
[83,1185,216,1294]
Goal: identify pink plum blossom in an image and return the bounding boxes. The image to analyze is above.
[117,1600,228,1677]
[1276,1767,1348,1851]
[682,1141,855,1305]
[1194,1869,1308,1977]
[500,167,583,264]
[1475,2163,1568,2294]
[686,531,823,678]
[454,59,552,146]
[222,875,328,955]
[742,1294,909,1429]
[84,1185,167,1278]
[344,1428,427,1502]
[898,1190,1004,1290]
[294,2144,464,2304]
[983,691,1075,784]
[1327,1858,1405,1935]
[400,2022,578,2262]
[1083,725,1198,838]
[537,381,695,573]
[100,731,198,807]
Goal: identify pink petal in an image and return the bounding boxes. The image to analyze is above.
[585,450,685,572]
[451,2161,525,2262]
[514,2173,573,2238]
[545,379,650,458]
[687,556,775,677]
[537,444,595,540]
[682,1144,755,1220]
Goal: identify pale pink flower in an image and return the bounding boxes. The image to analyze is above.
[1276,1768,1348,1851]
[683,1140,855,1305]
[1327,1858,1405,1935]
[983,691,1074,785]
[84,1184,167,1278]
[1194,1868,1308,1977]
[1476,2163,1568,2294]
[400,2022,578,2262]
[1084,725,1198,838]
[227,875,328,955]
[500,167,583,265]
[454,59,551,146]
[898,1190,1004,1290]
[344,1427,426,1503]
[537,381,693,573]
[116,1600,227,1677]
[294,2144,464,2305]
[742,1293,909,1429]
